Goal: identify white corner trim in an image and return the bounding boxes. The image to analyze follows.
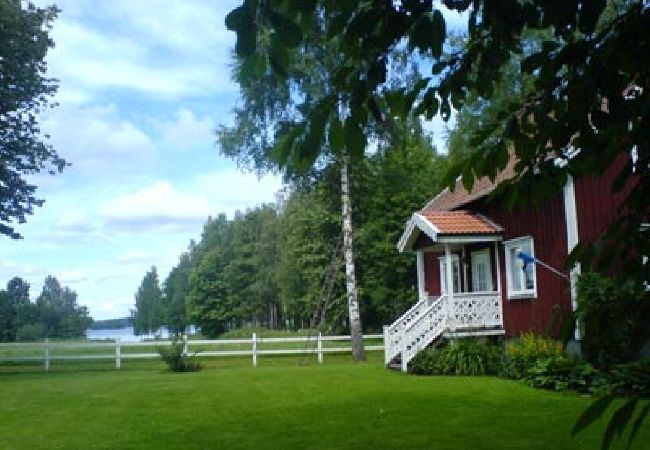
[563,175,580,255]
[416,250,426,298]
[563,174,582,340]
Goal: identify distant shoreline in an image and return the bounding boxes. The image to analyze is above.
[90,317,132,331]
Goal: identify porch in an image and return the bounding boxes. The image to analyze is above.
[385,211,506,371]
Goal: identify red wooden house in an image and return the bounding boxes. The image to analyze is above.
[384,156,629,371]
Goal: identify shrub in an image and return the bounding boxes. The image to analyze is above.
[505,333,564,379]
[597,359,650,397]
[576,272,650,370]
[408,339,504,376]
[157,338,202,372]
[524,355,598,392]
[15,323,47,341]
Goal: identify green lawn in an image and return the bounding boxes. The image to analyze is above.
[0,356,647,450]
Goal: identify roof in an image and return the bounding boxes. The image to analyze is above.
[396,211,503,252]
[419,211,503,235]
[422,156,518,212]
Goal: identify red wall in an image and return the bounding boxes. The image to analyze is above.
[574,155,634,245]
[475,194,571,337]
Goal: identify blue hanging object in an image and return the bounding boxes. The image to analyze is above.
[516,251,569,281]
[517,251,536,268]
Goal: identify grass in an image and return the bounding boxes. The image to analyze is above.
[0,355,648,450]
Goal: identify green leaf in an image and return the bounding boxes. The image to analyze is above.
[572,394,616,436]
[602,398,638,450]
[236,26,257,56]
[367,97,383,122]
[225,7,245,31]
[431,9,446,58]
[344,117,366,160]
[367,58,387,88]
[267,9,303,48]
[328,116,344,154]
[226,6,257,56]
[578,0,605,35]
[627,402,650,450]
[409,14,433,52]
[268,38,289,78]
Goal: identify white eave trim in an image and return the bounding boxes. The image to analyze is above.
[396,213,440,253]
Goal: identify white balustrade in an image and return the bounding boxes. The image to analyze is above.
[448,292,503,330]
[400,296,446,371]
[384,291,504,371]
[384,296,436,364]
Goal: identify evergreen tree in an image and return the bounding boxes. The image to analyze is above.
[133,267,163,335]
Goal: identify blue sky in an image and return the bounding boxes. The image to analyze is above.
[0,1,460,320]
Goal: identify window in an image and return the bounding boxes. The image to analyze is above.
[471,249,493,292]
[439,255,461,294]
[504,236,537,299]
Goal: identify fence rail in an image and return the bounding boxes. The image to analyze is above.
[0,333,384,370]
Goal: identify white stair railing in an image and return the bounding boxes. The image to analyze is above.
[383,295,436,364]
[400,296,446,372]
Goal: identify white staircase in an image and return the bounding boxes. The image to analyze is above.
[383,292,504,372]
[383,295,446,372]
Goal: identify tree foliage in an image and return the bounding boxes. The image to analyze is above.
[132,266,163,336]
[0,0,66,239]
[226,0,649,283]
[167,124,447,336]
[0,276,91,341]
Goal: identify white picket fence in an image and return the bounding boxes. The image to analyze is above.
[0,333,384,370]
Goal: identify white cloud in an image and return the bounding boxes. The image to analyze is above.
[41,0,239,100]
[115,250,155,265]
[41,103,157,177]
[193,170,283,216]
[59,270,89,284]
[160,109,216,151]
[56,209,94,233]
[98,181,212,232]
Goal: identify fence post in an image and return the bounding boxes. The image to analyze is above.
[44,338,50,371]
[317,332,323,364]
[252,332,258,367]
[115,337,121,369]
[182,334,188,357]
[383,325,390,366]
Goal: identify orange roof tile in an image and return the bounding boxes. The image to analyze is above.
[420,210,503,235]
[422,156,518,212]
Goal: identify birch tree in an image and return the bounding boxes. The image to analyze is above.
[219,11,379,360]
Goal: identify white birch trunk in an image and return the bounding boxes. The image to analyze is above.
[340,151,366,361]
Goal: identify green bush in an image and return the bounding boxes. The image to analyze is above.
[505,333,564,379]
[597,359,650,397]
[15,323,47,341]
[157,339,202,373]
[524,355,597,392]
[219,327,316,339]
[576,272,650,370]
[408,339,504,376]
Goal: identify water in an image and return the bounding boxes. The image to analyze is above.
[86,326,170,342]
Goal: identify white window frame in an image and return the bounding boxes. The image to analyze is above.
[504,236,537,299]
[439,255,461,294]
[471,249,493,293]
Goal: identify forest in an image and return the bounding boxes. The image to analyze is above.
[132,123,451,337]
[0,276,92,341]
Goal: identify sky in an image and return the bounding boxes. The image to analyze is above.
[0,1,461,321]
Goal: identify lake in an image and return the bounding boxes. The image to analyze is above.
[86,326,170,342]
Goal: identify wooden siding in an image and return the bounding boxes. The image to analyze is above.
[475,194,571,337]
[574,155,634,245]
